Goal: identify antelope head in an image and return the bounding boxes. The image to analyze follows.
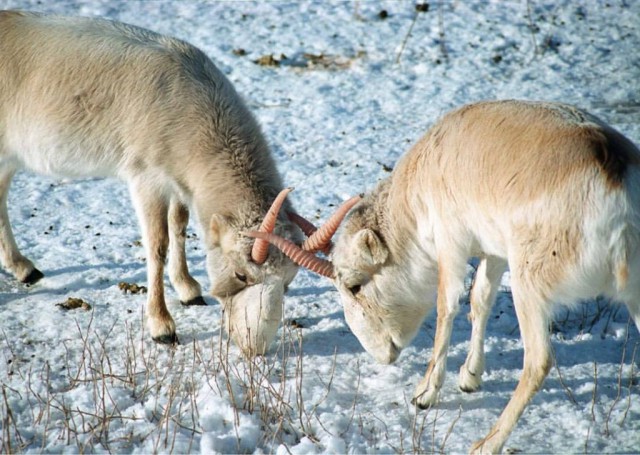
[209,188,300,357]
[241,194,411,361]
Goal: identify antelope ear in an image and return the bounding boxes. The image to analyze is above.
[354,229,388,266]
[209,214,233,247]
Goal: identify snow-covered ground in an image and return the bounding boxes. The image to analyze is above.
[1,1,639,453]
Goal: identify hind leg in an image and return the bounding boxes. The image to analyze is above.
[471,275,553,454]
[0,168,42,284]
[167,198,205,306]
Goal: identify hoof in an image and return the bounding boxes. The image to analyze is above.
[22,268,44,285]
[181,296,207,306]
[152,332,179,345]
[411,396,434,410]
[459,365,483,393]
[460,384,478,393]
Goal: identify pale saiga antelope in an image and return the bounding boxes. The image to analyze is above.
[0,10,319,355]
[250,100,640,453]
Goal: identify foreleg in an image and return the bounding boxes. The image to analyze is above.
[459,256,507,392]
[0,168,42,284]
[129,179,176,344]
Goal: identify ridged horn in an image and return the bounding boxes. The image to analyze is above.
[286,211,318,238]
[286,211,332,255]
[245,231,335,278]
[287,212,333,256]
[302,195,361,253]
[251,187,293,264]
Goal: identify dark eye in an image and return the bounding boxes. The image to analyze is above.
[348,284,362,296]
[235,272,247,282]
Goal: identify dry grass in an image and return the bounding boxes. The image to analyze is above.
[0,301,462,454]
[0,306,361,453]
[1,294,636,453]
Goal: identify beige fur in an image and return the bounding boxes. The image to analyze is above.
[0,11,300,351]
[331,100,640,453]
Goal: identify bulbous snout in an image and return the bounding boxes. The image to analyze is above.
[223,277,284,357]
[342,295,404,364]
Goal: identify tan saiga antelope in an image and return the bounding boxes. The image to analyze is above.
[249,100,640,453]
[0,10,311,354]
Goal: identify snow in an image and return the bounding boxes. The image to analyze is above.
[1,1,639,453]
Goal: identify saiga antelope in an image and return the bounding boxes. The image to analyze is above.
[0,11,312,354]
[251,100,640,453]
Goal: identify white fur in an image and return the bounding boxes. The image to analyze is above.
[331,100,640,453]
[0,11,300,350]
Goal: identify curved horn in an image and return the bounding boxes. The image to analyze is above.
[251,187,293,264]
[245,231,335,278]
[286,211,318,238]
[287,211,332,255]
[302,195,361,253]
